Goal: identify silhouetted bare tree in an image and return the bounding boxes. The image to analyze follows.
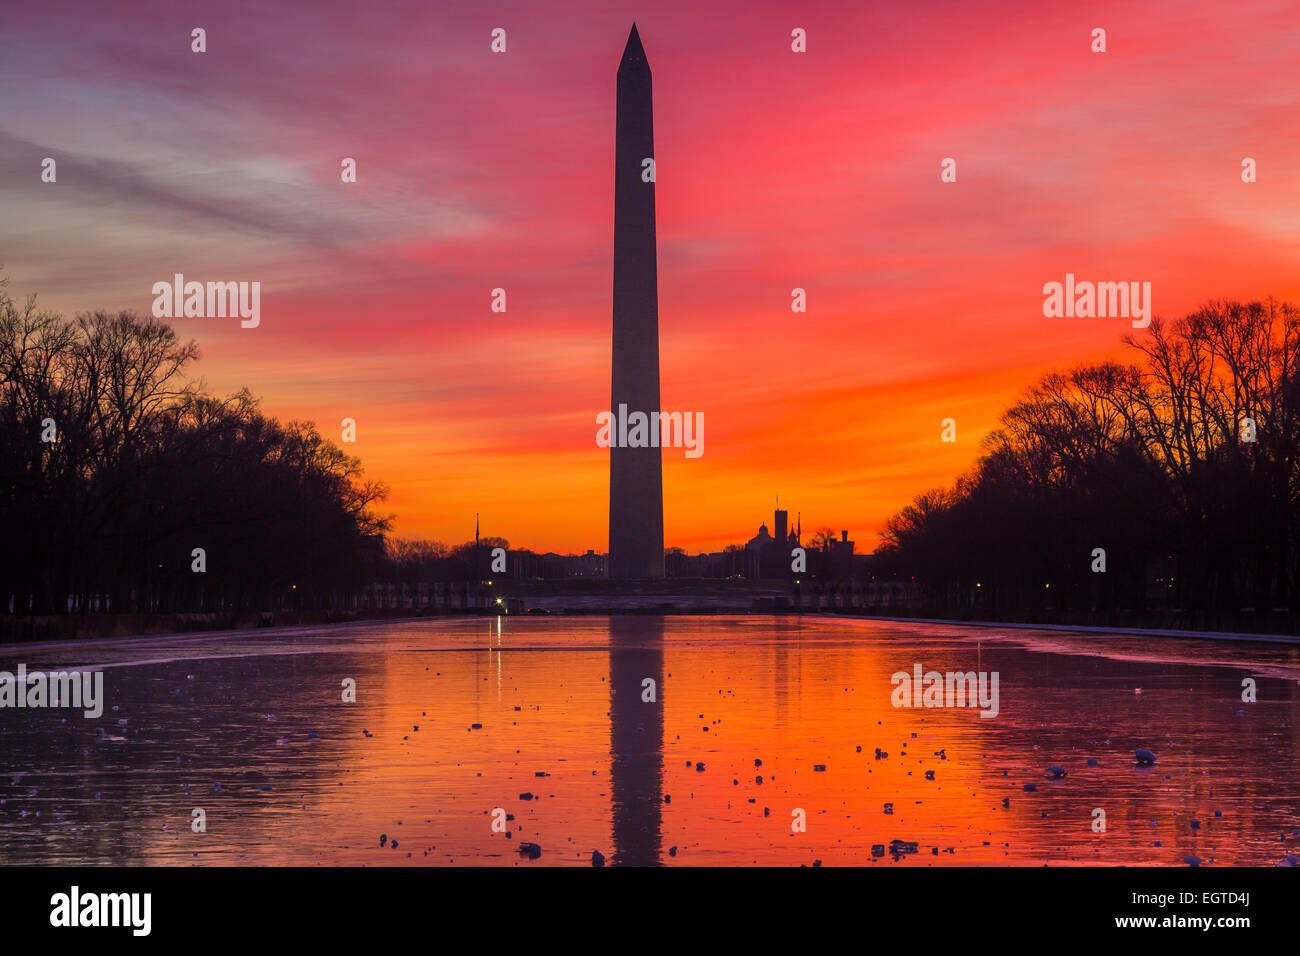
[0,287,390,615]
[878,298,1300,616]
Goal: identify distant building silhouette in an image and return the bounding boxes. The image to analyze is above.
[746,503,802,577]
[827,529,856,577]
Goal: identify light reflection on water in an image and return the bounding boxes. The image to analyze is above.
[1,615,1298,866]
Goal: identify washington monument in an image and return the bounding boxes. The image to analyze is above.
[608,24,665,579]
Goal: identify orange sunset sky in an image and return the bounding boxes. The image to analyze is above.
[2,0,1298,554]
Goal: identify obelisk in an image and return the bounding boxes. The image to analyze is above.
[608,23,664,580]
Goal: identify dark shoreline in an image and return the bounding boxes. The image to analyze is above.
[4,595,1300,645]
[833,605,1300,641]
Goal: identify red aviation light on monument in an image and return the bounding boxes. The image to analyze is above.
[621,23,648,70]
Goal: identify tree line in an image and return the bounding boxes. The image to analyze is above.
[878,299,1300,615]
[0,283,390,615]
[382,536,511,584]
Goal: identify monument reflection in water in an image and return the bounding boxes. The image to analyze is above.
[609,616,665,865]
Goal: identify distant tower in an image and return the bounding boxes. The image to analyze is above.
[608,24,665,579]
